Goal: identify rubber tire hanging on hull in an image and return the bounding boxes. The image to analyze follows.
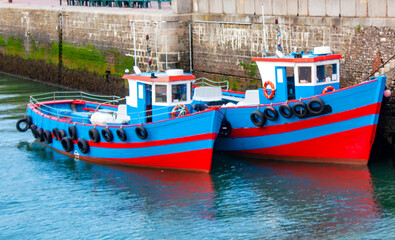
[16,118,30,132]
[52,128,60,141]
[43,130,52,144]
[30,124,38,138]
[250,110,266,127]
[136,126,148,140]
[219,119,232,137]
[57,129,67,141]
[61,137,74,152]
[37,128,44,142]
[77,139,90,154]
[116,128,127,142]
[307,98,325,115]
[264,107,279,121]
[102,128,114,142]
[68,126,78,140]
[279,104,293,118]
[292,102,309,118]
[89,128,101,143]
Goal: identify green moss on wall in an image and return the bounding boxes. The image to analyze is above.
[1,35,133,77]
[5,36,25,57]
[240,62,258,77]
[0,36,6,46]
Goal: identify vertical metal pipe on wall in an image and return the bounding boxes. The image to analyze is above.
[189,23,193,73]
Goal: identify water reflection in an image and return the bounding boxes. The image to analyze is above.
[232,159,382,237]
[24,140,217,219]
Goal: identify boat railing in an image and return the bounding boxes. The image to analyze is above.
[193,77,229,90]
[29,91,121,105]
[29,92,191,125]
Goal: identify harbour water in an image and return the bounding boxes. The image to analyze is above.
[1,73,394,239]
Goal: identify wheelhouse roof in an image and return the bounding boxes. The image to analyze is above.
[122,72,196,83]
[252,54,342,63]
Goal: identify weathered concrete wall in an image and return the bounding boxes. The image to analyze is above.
[191,0,395,18]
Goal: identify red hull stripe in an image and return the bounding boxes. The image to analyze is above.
[230,103,381,138]
[51,146,212,173]
[122,74,196,82]
[73,133,217,149]
[239,125,377,164]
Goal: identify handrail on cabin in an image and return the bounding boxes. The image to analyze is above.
[193,77,229,90]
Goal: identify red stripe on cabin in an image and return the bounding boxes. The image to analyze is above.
[252,54,342,63]
[122,74,196,82]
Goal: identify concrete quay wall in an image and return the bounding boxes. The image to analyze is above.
[191,0,395,18]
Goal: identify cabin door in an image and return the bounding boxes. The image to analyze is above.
[145,84,152,123]
[286,67,295,100]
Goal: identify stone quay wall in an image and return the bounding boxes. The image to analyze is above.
[0,7,191,96]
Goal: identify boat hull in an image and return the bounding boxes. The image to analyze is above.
[27,103,223,173]
[215,77,386,165]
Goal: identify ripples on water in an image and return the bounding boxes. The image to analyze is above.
[0,73,394,239]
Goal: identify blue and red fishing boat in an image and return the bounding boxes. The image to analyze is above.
[16,69,224,172]
[192,47,388,165]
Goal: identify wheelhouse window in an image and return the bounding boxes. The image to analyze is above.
[298,67,312,84]
[317,64,337,83]
[155,85,167,103]
[172,84,187,102]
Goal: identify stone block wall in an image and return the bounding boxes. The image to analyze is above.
[0,8,191,75]
[191,15,394,89]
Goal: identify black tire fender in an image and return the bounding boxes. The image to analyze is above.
[57,129,67,141]
[264,107,279,121]
[307,98,325,115]
[61,137,74,152]
[43,130,52,144]
[250,110,266,127]
[26,116,32,125]
[68,126,78,140]
[89,128,101,143]
[37,128,44,142]
[16,118,30,132]
[279,104,293,118]
[116,128,127,142]
[101,127,114,142]
[52,128,60,141]
[292,102,309,118]
[77,139,90,154]
[219,119,232,137]
[30,124,38,138]
[135,126,148,140]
